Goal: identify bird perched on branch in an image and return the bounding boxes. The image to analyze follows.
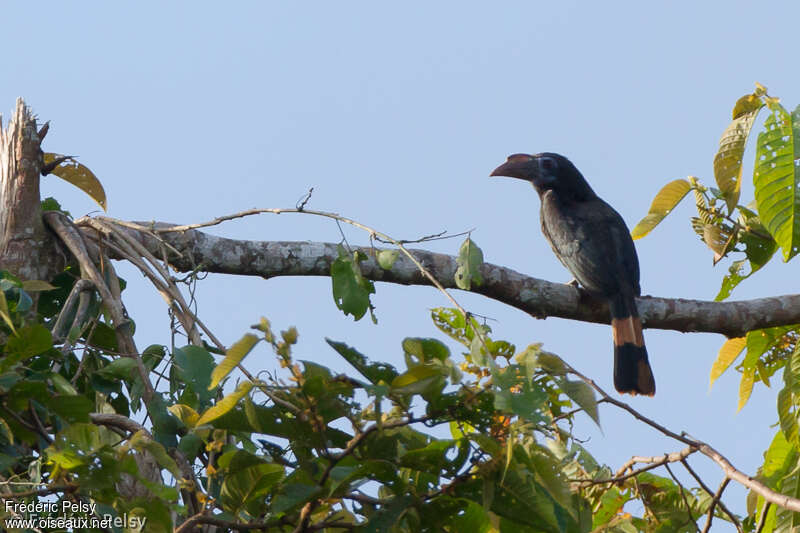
[490,153,655,396]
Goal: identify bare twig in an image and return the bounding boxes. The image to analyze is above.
[90,413,147,434]
[0,484,77,498]
[701,477,730,533]
[43,212,152,404]
[756,502,772,533]
[51,278,94,343]
[571,447,697,486]
[563,360,787,520]
[681,459,741,532]
[664,462,700,532]
[296,187,314,210]
[175,512,290,533]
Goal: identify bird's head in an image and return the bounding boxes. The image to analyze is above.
[490,152,596,201]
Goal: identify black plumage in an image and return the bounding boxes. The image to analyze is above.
[491,152,655,396]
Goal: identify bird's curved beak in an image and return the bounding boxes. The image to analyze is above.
[489,155,537,181]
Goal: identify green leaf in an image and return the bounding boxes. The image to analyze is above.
[753,104,800,261]
[271,483,322,514]
[48,373,77,395]
[715,260,747,301]
[524,445,574,518]
[129,430,181,478]
[776,464,800,531]
[174,345,215,406]
[197,381,254,426]
[149,395,180,448]
[760,429,798,488]
[331,245,376,321]
[714,213,777,300]
[377,249,399,270]
[447,500,492,533]
[96,357,138,380]
[390,365,443,396]
[709,337,746,389]
[631,179,692,240]
[399,439,459,472]
[779,347,800,445]
[455,237,484,289]
[87,322,118,351]
[558,378,599,427]
[4,324,52,362]
[21,280,57,292]
[714,93,765,211]
[220,453,283,515]
[592,487,631,529]
[494,368,549,424]
[325,338,398,384]
[742,221,779,269]
[45,395,92,423]
[363,495,415,533]
[0,290,16,335]
[431,307,470,346]
[43,153,107,210]
[209,334,259,389]
[402,337,450,364]
[167,404,200,428]
[737,326,797,410]
[738,366,755,412]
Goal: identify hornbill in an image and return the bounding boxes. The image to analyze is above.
[491,152,655,396]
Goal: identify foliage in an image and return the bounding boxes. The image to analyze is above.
[634,83,800,532]
[8,87,800,530]
[42,153,107,211]
[0,265,734,531]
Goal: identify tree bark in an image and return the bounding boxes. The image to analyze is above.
[83,219,800,338]
[0,99,65,281]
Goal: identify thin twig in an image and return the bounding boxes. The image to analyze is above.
[756,502,772,533]
[701,477,730,533]
[175,512,290,533]
[571,448,697,485]
[681,459,741,532]
[664,462,700,532]
[296,187,314,211]
[0,484,77,498]
[563,359,771,523]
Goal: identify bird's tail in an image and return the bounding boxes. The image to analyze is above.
[609,293,655,396]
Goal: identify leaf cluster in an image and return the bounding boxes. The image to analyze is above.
[0,265,727,531]
[633,84,800,532]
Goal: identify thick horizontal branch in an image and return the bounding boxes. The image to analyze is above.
[84,220,800,338]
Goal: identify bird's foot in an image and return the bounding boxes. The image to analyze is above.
[565,278,580,288]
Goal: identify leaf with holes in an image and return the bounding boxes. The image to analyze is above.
[753,104,800,261]
[778,347,800,445]
[775,447,800,531]
[701,223,735,264]
[631,179,692,240]
[714,92,764,212]
[43,153,107,211]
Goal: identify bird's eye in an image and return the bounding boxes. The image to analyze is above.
[539,157,557,171]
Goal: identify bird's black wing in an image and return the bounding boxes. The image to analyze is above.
[540,192,640,297]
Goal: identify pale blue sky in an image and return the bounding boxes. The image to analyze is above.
[5,2,799,525]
